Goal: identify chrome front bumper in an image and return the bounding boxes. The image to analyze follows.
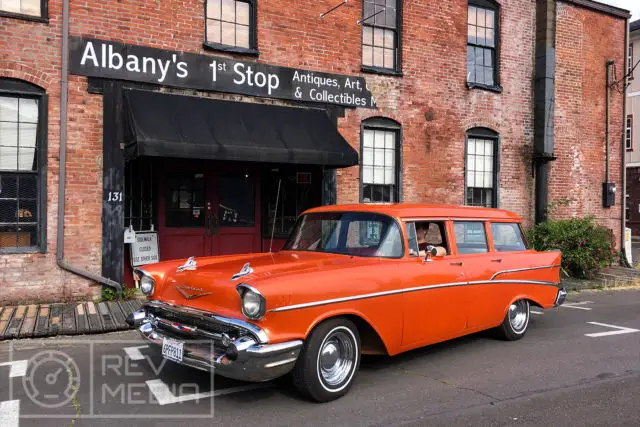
[126,303,303,383]
[554,287,567,307]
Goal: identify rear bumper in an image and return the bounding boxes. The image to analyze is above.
[126,306,303,382]
[554,287,567,307]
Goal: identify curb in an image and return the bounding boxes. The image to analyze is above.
[0,299,144,341]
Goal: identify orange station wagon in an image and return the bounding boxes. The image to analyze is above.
[127,203,566,402]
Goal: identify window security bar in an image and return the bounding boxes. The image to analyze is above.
[320,0,347,19]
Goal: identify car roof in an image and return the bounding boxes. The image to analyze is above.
[302,203,521,221]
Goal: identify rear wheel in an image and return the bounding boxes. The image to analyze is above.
[495,299,530,341]
[291,318,361,402]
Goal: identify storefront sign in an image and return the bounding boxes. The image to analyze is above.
[130,232,159,267]
[69,37,377,109]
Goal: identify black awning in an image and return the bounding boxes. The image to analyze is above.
[122,89,358,167]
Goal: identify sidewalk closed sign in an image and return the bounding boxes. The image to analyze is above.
[130,232,159,267]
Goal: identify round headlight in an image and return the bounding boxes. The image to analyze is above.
[139,275,155,295]
[238,285,265,320]
[243,291,263,317]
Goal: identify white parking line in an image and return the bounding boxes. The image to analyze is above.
[0,400,19,427]
[561,301,593,311]
[585,322,640,338]
[146,379,272,405]
[531,310,543,315]
[0,360,28,378]
[123,345,149,361]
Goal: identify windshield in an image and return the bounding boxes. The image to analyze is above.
[282,212,404,258]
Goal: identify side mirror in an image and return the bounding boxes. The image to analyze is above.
[423,245,438,262]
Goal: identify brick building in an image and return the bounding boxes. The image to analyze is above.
[626,19,640,235]
[0,0,631,304]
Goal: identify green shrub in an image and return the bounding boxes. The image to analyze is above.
[100,286,138,302]
[526,217,617,279]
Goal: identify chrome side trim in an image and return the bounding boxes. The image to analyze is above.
[268,279,558,313]
[469,279,557,286]
[490,264,562,280]
[144,300,269,344]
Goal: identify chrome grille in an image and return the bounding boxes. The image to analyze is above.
[146,305,248,342]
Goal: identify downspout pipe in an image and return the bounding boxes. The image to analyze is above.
[606,60,613,184]
[57,0,122,292]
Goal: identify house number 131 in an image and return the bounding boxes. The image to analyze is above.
[107,192,123,202]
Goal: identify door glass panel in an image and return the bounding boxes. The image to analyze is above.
[218,174,255,227]
[491,222,527,252]
[165,173,205,227]
[453,221,488,254]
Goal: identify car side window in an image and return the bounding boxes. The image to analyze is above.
[491,222,527,252]
[408,221,449,257]
[453,221,488,254]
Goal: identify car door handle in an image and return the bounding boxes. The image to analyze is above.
[450,261,463,266]
[491,258,503,263]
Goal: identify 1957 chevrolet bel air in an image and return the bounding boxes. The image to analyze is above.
[126,203,566,402]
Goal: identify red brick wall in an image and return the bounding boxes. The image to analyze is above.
[552,2,626,248]
[0,0,627,304]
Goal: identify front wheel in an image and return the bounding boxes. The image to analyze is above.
[291,318,361,402]
[495,299,530,341]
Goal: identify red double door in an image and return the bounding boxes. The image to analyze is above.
[157,161,262,261]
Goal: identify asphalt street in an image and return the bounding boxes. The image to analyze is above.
[1,289,639,426]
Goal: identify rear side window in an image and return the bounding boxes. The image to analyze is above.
[491,222,527,252]
[453,221,488,254]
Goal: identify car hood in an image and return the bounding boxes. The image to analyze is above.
[153,251,371,317]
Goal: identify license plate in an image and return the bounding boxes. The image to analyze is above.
[161,338,184,363]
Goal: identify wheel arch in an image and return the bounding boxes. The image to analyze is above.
[502,293,544,317]
[305,310,390,356]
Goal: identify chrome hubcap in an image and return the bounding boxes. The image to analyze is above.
[318,330,355,387]
[509,300,529,332]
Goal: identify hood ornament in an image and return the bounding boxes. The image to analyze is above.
[231,263,254,281]
[176,284,211,300]
[177,256,197,272]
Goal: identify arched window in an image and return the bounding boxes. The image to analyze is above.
[360,117,402,203]
[465,127,499,207]
[0,78,47,253]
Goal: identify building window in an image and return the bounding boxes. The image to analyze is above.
[361,0,402,74]
[465,127,499,208]
[626,191,630,223]
[629,43,635,81]
[360,118,401,203]
[0,0,46,20]
[0,78,47,253]
[627,115,633,151]
[205,0,257,53]
[467,0,499,88]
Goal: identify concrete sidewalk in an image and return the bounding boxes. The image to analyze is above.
[0,299,144,340]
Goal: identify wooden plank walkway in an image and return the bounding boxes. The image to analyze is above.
[0,299,144,341]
